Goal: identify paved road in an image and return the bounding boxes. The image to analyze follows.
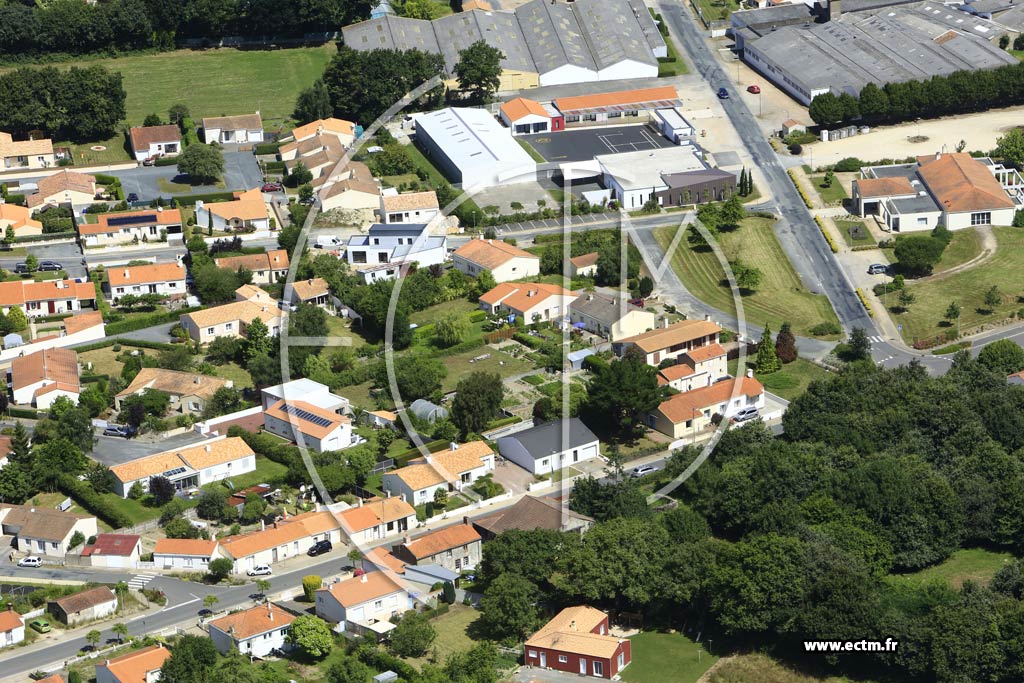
[110,152,263,202]
[0,242,87,280]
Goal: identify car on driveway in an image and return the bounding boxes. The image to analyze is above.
[102,424,135,438]
[247,564,272,577]
[717,87,730,99]
[868,263,888,275]
[142,157,156,167]
[261,182,282,192]
[747,84,761,94]
[307,540,333,557]
[127,193,139,203]
[631,464,659,478]
[18,556,42,568]
[29,618,51,633]
[733,406,760,422]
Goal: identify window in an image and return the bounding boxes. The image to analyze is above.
[583,114,597,122]
[225,323,233,331]
[593,661,604,676]
[528,650,537,658]
[916,217,928,226]
[374,600,383,609]
[559,655,568,663]
[971,212,991,225]
[207,327,214,335]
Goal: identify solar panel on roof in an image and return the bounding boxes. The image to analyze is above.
[162,466,187,477]
[282,403,335,428]
[108,213,158,227]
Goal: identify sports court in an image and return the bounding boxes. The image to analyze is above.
[521,124,676,163]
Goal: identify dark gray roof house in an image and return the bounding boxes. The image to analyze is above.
[496,418,601,476]
[471,495,593,540]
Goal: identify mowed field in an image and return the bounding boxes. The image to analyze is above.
[4,45,335,126]
[654,219,841,338]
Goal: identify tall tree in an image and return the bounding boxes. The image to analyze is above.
[584,354,664,441]
[478,573,541,640]
[177,143,224,184]
[451,371,504,437]
[293,79,333,125]
[159,634,218,683]
[774,321,798,364]
[754,326,781,374]
[454,40,503,104]
[977,339,1024,375]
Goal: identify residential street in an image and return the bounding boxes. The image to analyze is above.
[109,151,263,202]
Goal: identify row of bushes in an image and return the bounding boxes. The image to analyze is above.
[513,332,547,350]
[58,474,134,530]
[173,191,238,206]
[855,287,874,317]
[106,307,201,336]
[14,231,76,244]
[228,426,303,471]
[814,216,839,253]
[392,439,453,467]
[154,157,179,167]
[264,161,286,172]
[80,374,110,384]
[254,142,282,156]
[485,415,521,431]
[7,407,39,419]
[74,337,178,353]
[787,169,813,209]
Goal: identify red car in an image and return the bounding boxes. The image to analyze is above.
[261,182,282,192]
[747,84,761,94]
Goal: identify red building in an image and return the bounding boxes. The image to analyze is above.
[524,606,631,679]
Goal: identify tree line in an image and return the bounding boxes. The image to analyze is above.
[808,61,1024,127]
[0,0,372,59]
[0,65,126,141]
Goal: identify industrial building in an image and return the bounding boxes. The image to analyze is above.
[596,145,737,210]
[733,0,1018,105]
[342,0,666,88]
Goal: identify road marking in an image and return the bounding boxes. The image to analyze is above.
[127,573,156,590]
[868,336,883,343]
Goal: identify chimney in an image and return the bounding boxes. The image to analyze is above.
[569,620,577,631]
[357,497,363,507]
[194,375,201,384]
[704,314,711,322]
[261,520,266,531]
[746,368,754,378]
[205,444,211,452]
[360,573,368,583]
[935,151,941,160]
[268,603,273,620]
[450,442,459,451]
[123,269,130,279]
[403,533,411,545]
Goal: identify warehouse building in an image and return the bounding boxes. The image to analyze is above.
[342,0,666,88]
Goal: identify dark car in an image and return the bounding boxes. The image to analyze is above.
[717,87,730,99]
[261,182,282,193]
[127,193,139,203]
[103,424,135,438]
[307,540,333,557]
[14,263,28,274]
[38,261,62,272]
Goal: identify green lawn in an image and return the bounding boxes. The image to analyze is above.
[407,604,482,670]
[654,219,841,338]
[214,362,254,390]
[517,139,546,163]
[706,653,873,683]
[901,226,1024,344]
[440,347,533,393]
[622,632,717,683]
[692,0,741,21]
[211,456,288,491]
[932,227,983,274]
[809,175,848,205]
[834,220,875,248]
[658,35,689,77]
[409,299,478,326]
[730,358,831,401]
[887,548,1015,590]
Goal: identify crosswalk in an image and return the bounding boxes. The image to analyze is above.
[868,335,884,344]
[128,573,157,590]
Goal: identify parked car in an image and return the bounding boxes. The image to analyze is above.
[307,540,333,557]
[747,84,761,94]
[277,300,298,312]
[261,182,283,192]
[142,157,156,166]
[38,261,62,272]
[247,564,272,577]
[18,556,42,568]
[867,263,888,275]
[717,87,730,99]
[29,618,51,633]
[733,406,760,422]
[102,424,135,438]
[127,193,139,203]
[14,263,28,274]
[631,464,659,478]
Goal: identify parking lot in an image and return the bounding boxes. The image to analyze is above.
[522,124,676,162]
[111,151,263,201]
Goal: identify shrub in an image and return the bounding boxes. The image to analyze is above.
[302,575,322,602]
[58,474,134,529]
[810,321,842,336]
[833,157,865,172]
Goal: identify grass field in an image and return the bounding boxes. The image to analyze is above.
[407,604,481,670]
[809,175,848,205]
[707,654,873,683]
[439,347,533,393]
[692,0,741,21]
[730,358,831,401]
[834,220,874,248]
[932,228,983,274]
[622,632,717,683]
[658,35,689,77]
[654,219,841,338]
[901,226,1024,343]
[888,548,1014,590]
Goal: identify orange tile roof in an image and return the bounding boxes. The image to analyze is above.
[685,343,726,363]
[410,441,493,484]
[387,462,446,491]
[478,282,576,314]
[0,280,95,307]
[916,152,1015,212]
[289,118,357,144]
[657,362,695,385]
[320,570,405,607]
[209,603,295,639]
[214,249,289,273]
[500,97,549,122]
[36,675,64,683]
[28,170,96,208]
[399,524,481,560]
[235,284,274,302]
[116,367,231,401]
[554,86,680,115]
[855,177,915,199]
[0,132,53,159]
[365,547,406,574]
[369,410,397,422]
[618,320,721,354]
[338,497,416,533]
[0,203,42,232]
[381,191,439,213]
[526,606,621,659]
[10,348,79,392]
[265,399,350,440]
[219,510,340,559]
[462,0,492,9]
[108,261,186,287]
[569,252,599,269]
[81,209,182,236]
[109,436,253,484]
[292,278,329,301]
[455,239,539,271]
[63,310,104,335]
[153,538,219,557]
[204,188,268,221]
[656,377,763,424]
[129,124,180,153]
[99,644,171,683]
[0,608,23,632]
[182,299,281,329]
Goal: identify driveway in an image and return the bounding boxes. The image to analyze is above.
[511,666,601,683]
[110,151,263,201]
[91,430,209,467]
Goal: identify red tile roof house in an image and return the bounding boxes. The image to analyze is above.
[0,607,25,648]
[96,644,171,683]
[80,533,142,569]
[128,124,181,162]
[524,606,631,679]
[8,347,80,410]
[107,262,188,303]
[0,279,97,319]
[315,571,411,639]
[208,603,296,658]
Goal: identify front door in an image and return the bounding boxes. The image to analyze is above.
[539,652,546,668]
[579,659,587,674]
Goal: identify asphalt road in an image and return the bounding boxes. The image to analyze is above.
[110,152,263,202]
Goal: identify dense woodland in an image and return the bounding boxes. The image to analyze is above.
[474,354,1024,683]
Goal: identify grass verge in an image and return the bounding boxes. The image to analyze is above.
[622,631,717,683]
[887,548,1014,590]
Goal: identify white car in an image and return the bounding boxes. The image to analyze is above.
[631,464,659,478]
[247,564,272,577]
[17,556,42,568]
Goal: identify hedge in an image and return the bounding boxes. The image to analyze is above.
[7,407,39,419]
[814,216,839,254]
[174,191,238,206]
[105,307,201,336]
[513,332,547,349]
[74,337,178,353]
[787,169,813,209]
[254,143,281,155]
[228,427,303,471]
[58,474,135,530]
[264,161,286,172]
[468,310,486,322]
[355,647,418,682]
[485,415,521,430]
[154,157,179,167]
[80,374,110,384]
[392,439,451,467]
[15,231,76,244]
[2,192,26,206]
[855,288,874,317]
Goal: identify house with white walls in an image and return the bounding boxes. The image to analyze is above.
[108,436,256,498]
[315,571,410,637]
[107,262,187,303]
[209,603,295,657]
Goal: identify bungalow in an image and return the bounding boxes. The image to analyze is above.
[289,277,331,309]
[209,603,295,658]
[647,376,765,439]
[201,113,264,144]
[453,238,540,283]
[218,510,344,574]
[96,644,171,683]
[364,409,398,430]
[26,170,97,212]
[471,495,593,541]
[194,189,270,233]
[152,538,221,570]
[0,132,56,170]
[382,441,495,506]
[568,291,656,342]
[499,97,560,136]
[612,318,722,366]
[655,343,728,393]
[319,162,381,213]
[128,125,181,162]
[214,249,289,285]
[107,262,188,303]
[568,252,599,278]
[279,118,358,160]
[108,436,256,498]
[496,417,601,476]
[0,608,24,648]
[524,606,630,679]
[380,191,440,225]
[261,378,350,414]
[0,203,42,237]
[263,399,355,453]
[0,503,98,559]
[478,282,577,324]
[284,134,344,179]
[315,571,410,638]
[48,586,118,626]
[9,347,80,409]
[78,208,183,247]
[179,294,282,344]
[80,534,142,569]
[0,279,97,318]
[391,523,482,573]
[115,368,232,416]
[337,497,417,544]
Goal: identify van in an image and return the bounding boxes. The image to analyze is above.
[315,235,342,249]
